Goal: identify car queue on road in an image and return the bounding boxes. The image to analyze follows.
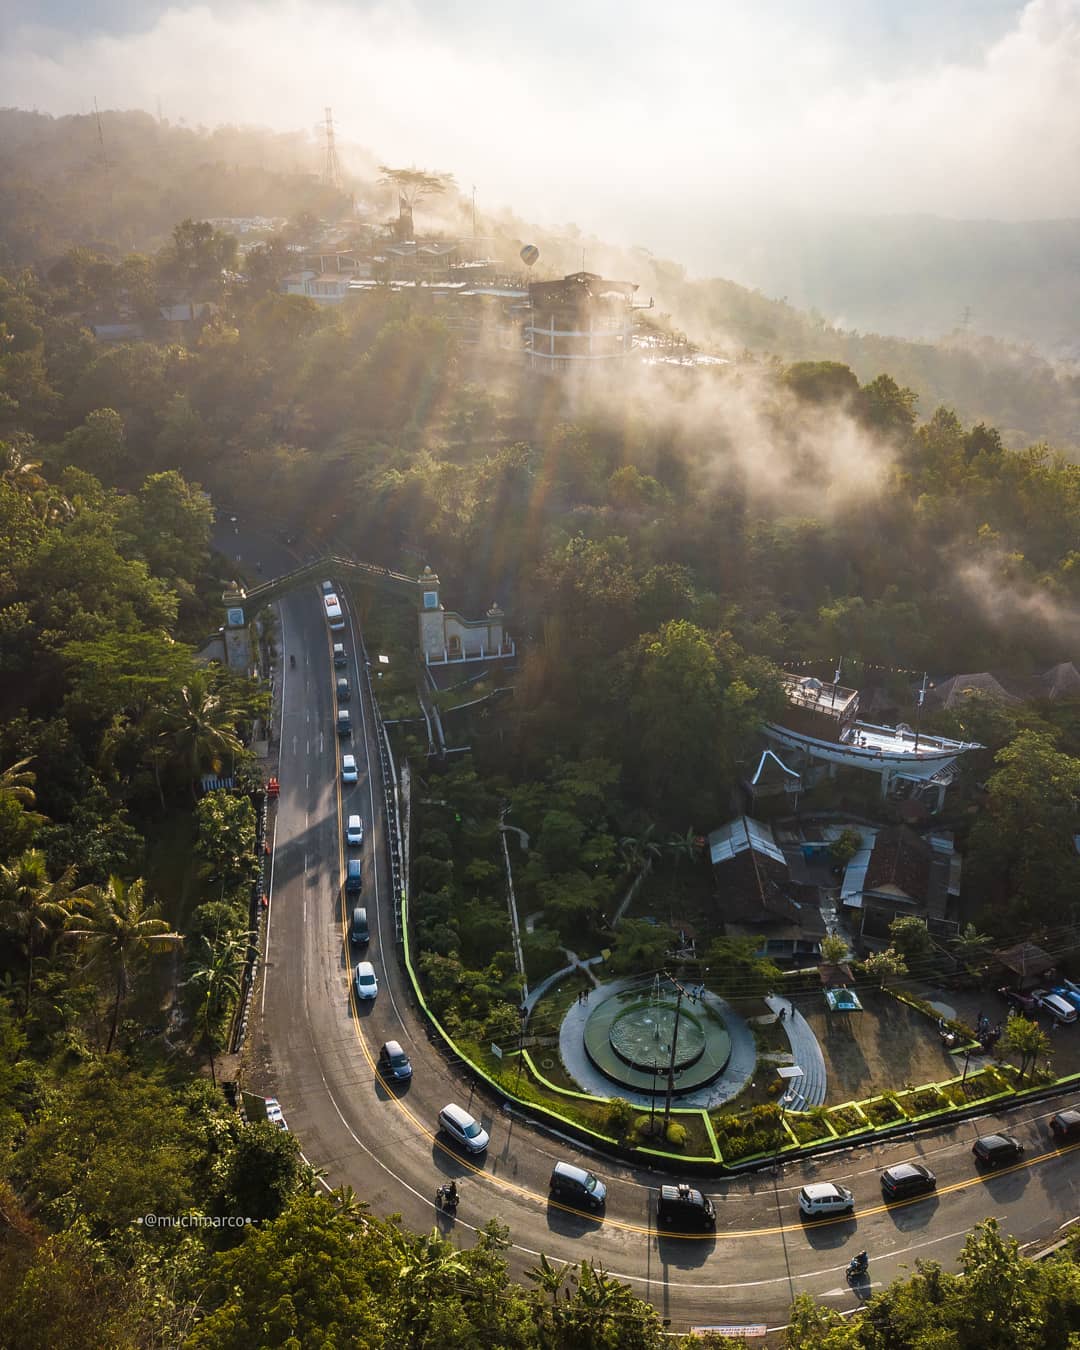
[305,575,1080,1265]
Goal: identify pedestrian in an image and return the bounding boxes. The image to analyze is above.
[778,1006,786,1023]
[584,988,590,1004]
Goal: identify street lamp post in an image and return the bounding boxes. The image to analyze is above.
[776,1065,804,1157]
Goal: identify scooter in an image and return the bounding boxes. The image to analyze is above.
[846,1252,869,1282]
[436,1183,459,1215]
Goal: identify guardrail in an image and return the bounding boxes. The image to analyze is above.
[357,631,405,944]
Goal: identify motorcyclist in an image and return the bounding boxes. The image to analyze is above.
[849,1251,868,1273]
[446,1179,458,1206]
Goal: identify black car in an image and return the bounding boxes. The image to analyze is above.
[377,1040,412,1082]
[1050,1110,1080,1142]
[880,1162,937,1200]
[656,1183,716,1231]
[972,1133,1023,1168]
[549,1161,607,1211]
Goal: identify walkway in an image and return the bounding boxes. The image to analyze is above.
[524,951,603,1015]
[765,994,827,1109]
[551,979,757,1109]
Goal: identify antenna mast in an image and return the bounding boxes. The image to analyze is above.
[93,98,113,177]
[321,107,341,191]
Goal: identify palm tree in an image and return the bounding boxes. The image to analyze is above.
[68,876,183,1051]
[0,439,46,493]
[527,1252,569,1306]
[0,756,37,807]
[618,823,662,878]
[953,922,992,975]
[158,671,247,799]
[184,931,247,1085]
[0,849,76,1010]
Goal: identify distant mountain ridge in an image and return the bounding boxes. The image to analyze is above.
[673,212,1080,362]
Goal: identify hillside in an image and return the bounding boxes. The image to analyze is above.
[2,107,1079,450]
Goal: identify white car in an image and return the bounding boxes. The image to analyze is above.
[799,1182,854,1217]
[354,961,378,1000]
[342,754,358,784]
[346,814,364,847]
[1033,989,1078,1023]
[438,1102,489,1153]
[321,579,335,593]
[264,1097,288,1131]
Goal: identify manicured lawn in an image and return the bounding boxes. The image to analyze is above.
[793,987,960,1103]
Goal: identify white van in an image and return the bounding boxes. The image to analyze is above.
[1035,990,1078,1024]
[346,815,364,847]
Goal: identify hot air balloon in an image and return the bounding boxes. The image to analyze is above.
[520,244,539,267]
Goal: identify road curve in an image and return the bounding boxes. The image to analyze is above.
[234,527,1080,1334]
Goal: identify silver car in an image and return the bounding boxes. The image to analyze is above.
[438,1103,489,1153]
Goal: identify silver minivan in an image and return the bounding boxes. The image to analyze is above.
[346,814,364,847]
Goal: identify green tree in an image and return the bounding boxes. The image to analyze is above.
[819,932,849,966]
[194,791,257,889]
[158,671,248,799]
[704,936,781,1000]
[67,876,183,1051]
[0,849,76,1011]
[829,828,862,867]
[185,931,247,1086]
[864,946,907,989]
[217,1121,304,1226]
[888,915,934,966]
[1002,1011,1051,1082]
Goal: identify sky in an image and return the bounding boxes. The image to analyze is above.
[3,0,1079,251]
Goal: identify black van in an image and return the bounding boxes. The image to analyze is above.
[349,905,369,946]
[656,1183,716,1231]
[345,859,363,895]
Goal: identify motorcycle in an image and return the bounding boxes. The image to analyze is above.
[436,1183,459,1215]
[846,1253,869,1282]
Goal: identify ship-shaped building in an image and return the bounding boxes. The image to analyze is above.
[762,673,982,813]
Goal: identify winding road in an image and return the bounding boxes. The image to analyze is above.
[232,526,1080,1335]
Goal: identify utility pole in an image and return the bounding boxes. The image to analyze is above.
[471,185,477,238]
[322,107,341,191]
[662,971,690,1132]
[913,672,928,752]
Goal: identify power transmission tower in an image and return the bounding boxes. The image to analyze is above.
[93,97,113,177]
[321,107,341,191]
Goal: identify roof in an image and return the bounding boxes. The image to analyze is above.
[708,816,802,925]
[748,748,802,790]
[994,941,1056,978]
[528,271,638,309]
[1040,662,1080,700]
[862,826,935,904]
[924,672,1021,710]
[709,816,785,866]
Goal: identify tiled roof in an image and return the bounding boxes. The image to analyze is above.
[863,825,934,903]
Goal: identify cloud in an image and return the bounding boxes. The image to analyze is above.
[2,0,1078,244]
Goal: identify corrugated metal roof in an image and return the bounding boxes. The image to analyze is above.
[708,816,785,866]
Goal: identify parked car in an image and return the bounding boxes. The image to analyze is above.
[880,1162,937,1200]
[1033,990,1078,1024]
[438,1103,489,1153]
[798,1182,854,1217]
[264,1097,288,1131]
[1049,1110,1080,1142]
[972,1133,1023,1168]
[342,754,358,784]
[549,1161,607,1211]
[1052,986,1080,1013]
[656,1182,716,1230]
[378,1040,413,1082]
[354,961,378,1001]
[346,814,364,847]
[998,986,1037,1013]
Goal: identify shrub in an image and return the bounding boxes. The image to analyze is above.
[605,1096,635,1136]
[827,1106,863,1134]
[863,1095,905,1126]
[665,1121,687,1148]
[910,1087,945,1114]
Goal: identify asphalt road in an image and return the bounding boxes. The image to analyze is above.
[229,526,1080,1335]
